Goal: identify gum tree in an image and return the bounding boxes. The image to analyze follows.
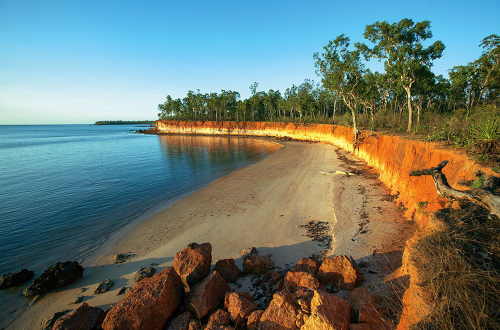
[359,19,445,132]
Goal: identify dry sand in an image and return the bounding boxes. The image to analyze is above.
[8,139,413,329]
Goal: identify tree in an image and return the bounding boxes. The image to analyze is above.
[314,34,366,140]
[360,19,445,132]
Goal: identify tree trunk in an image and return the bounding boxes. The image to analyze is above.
[405,86,413,133]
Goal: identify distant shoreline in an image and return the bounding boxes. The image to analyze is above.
[94,120,155,125]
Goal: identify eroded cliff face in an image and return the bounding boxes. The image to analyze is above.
[156,120,496,329]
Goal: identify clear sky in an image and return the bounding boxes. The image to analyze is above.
[1,0,499,124]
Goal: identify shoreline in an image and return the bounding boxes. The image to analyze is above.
[7,138,412,329]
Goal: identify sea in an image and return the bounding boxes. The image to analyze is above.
[0,124,279,328]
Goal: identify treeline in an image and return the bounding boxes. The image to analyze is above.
[158,19,499,153]
[95,120,155,125]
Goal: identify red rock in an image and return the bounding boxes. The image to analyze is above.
[284,271,322,291]
[224,292,257,323]
[214,259,242,283]
[317,256,362,290]
[243,254,274,274]
[348,287,376,322]
[173,243,212,289]
[185,271,230,319]
[165,311,198,330]
[52,303,105,330]
[247,310,264,330]
[238,291,253,301]
[301,290,350,330]
[349,324,372,330]
[258,290,299,330]
[240,247,258,260]
[359,303,387,329]
[206,309,230,329]
[102,267,183,330]
[292,258,320,276]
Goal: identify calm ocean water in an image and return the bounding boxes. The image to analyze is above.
[0,124,278,327]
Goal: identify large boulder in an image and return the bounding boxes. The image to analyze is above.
[243,254,274,275]
[301,290,350,330]
[258,289,299,330]
[317,256,362,290]
[0,269,34,289]
[185,271,230,319]
[284,271,322,291]
[52,303,106,330]
[292,258,320,276]
[247,310,265,330]
[102,267,183,330]
[173,242,212,288]
[224,292,257,323]
[23,261,84,296]
[214,259,242,283]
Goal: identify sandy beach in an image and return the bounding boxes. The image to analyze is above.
[8,139,413,329]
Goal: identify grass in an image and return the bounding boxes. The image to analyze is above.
[411,203,500,330]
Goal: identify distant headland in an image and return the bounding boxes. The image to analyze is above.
[94,120,155,125]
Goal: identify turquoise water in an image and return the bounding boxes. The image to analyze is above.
[0,124,277,327]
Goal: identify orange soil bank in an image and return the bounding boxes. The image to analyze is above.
[156,120,496,328]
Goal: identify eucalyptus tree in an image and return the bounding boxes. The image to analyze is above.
[314,34,366,140]
[476,34,500,104]
[359,19,445,132]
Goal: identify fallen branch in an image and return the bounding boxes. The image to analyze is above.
[409,160,500,218]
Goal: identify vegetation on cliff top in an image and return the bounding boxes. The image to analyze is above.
[158,19,499,161]
[94,120,155,125]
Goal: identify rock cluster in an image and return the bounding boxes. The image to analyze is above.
[40,244,389,330]
[0,268,34,289]
[23,261,84,296]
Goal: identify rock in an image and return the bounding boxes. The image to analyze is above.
[214,259,242,283]
[258,289,299,330]
[348,287,375,322]
[206,309,230,329]
[301,290,350,330]
[0,269,34,289]
[349,324,372,330]
[173,242,212,288]
[317,256,362,290]
[239,291,254,301]
[78,287,88,293]
[224,292,257,323]
[52,302,106,330]
[23,261,84,296]
[70,296,84,305]
[166,311,198,330]
[284,271,322,291]
[102,267,183,330]
[185,271,230,319]
[133,267,156,282]
[292,258,320,276]
[240,247,258,260]
[113,254,131,264]
[264,270,282,285]
[247,310,264,330]
[94,279,114,294]
[41,310,71,330]
[116,287,130,296]
[359,302,386,328]
[243,254,274,275]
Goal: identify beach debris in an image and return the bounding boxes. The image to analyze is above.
[23,261,84,297]
[319,170,356,176]
[185,271,231,319]
[78,287,88,293]
[0,268,34,289]
[292,258,321,276]
[225,292,257,324]
[299,220,333,261]
[102,267,183,330]
[94,279,114,294]
[69,296,84,305]
[284,271,322,291]
[133,267,156,282]
[113,253,134,264]
[173,242,212,289]
[301,290,350,330]
[214,258,242,283]
[207,309,230,328]
[240,247,258,260]
[52,302,106,330]
[259,290,299,329]
[317,256,362,290]
[41,310,71,330]
[116,286,130,296]
[247,310,265,330]
[165,311,200,330]
[243,254,274,275]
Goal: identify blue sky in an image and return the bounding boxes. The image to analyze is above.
[1,0,499,124]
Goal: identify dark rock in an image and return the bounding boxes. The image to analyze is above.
[41,310,71,330]
[94,279,114,294]
[133,267,156,282]
[292,258,320,276]
[165,311,197,330]
[0,269,34,289]
[207,309,230,328]
[113,254,133,264]
[52,302,106,330]
[243,255,274,275]
[214,259,242,283]
[70,296,84,305]
[116,287,130,296]
[23,261,84,296]
[240,247,258,260]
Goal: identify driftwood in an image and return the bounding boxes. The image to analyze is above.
[409,160,500,218]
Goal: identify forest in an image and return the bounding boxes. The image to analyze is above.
[158,19,499,159]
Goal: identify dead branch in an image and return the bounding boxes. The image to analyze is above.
[410,160,500,218]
